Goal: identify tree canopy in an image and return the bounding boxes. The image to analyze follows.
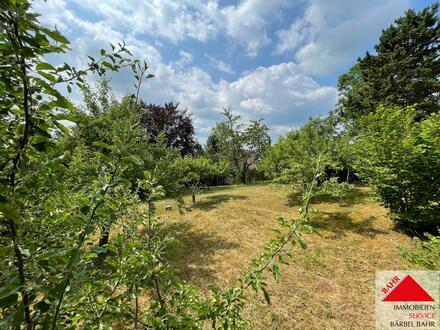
[338,4,440,121]
[139,102,201,156]
[209,108,270,183]
[351,106,440,233]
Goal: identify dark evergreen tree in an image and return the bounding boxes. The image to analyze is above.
[338,3,440,121]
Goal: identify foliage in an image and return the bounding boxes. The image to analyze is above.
[210,108,271,183]
[259,136,289,180]
[172,156,219,203]
[61,81,148,185]
[139,102,201,157]
[0,2,317,328]
[351,106,440,233]
[338,4,440,122]
[204,133,232,185]
[264,115,351,205]
[400,232,440,270]
[0,0,135,327]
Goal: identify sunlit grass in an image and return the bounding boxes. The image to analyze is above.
[152,183,414,329]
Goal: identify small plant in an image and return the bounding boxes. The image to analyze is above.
[400,232,440,270]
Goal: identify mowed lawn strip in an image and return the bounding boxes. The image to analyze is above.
[153,183,415,329]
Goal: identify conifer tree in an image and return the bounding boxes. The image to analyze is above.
[338,4,440,121]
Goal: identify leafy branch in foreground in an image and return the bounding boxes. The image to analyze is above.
[0,1,138,328]
[0,1,321,329]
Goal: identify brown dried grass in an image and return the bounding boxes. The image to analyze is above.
[152,183,415,329]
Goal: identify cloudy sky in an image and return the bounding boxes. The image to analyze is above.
[33,0,435,142]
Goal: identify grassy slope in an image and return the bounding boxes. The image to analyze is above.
[154,183,414,329]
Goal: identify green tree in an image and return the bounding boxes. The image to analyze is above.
[212,108,270,183]
[0,0,133,326]
[266,115,351,207]
[338,4,440,122]
[173,156,218,203]
[352,106,440,233]
[259,136,289,180]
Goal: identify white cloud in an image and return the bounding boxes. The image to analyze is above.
[221,0,294,56]
[31,0,76,33]
[35,0,299,58]
[142,61,337,140]
[274,20,306,54]
[67,0,220,43]
[216,62,337,126]
[275,0,411,75]
[33,0,374,141]
[174,50,193,68]
[206,55,235,74]
[67,0,296,56]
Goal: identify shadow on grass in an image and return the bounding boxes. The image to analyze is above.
[287,187,374,208]
[192,194,248,211]
[310,211,388,239]
[164,221,240,285]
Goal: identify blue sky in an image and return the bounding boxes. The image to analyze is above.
[33,0,437,142]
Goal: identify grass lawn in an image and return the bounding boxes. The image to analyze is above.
[153,183,415,329]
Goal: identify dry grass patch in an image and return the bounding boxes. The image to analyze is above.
[153,183,415,329]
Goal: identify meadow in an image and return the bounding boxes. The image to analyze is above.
[153,184,413,329]
[2,2,438,328]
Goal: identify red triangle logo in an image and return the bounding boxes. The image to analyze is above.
[383,275,435,302]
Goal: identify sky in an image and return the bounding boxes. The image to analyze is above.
[33,0,436,143]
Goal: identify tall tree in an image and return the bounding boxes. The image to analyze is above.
[212,108,270,183]
[139,102,201,156]
[338,4,440,121]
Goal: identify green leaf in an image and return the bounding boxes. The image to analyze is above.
[262,287,271,305]
[298,235,307,249]
[41,28,70,44]
[36,62,56,71]
[35,300,50,313]
[54,120,70,136]
[53,113,77,123]
[80,205,90,215]
[31,135,50,145]
[0,293,18,308]
[0,285,20,300]
[38,71,57,83]
[272,264,280,282]
[93,141,114,151]
[129,155,143,166]
[102,61,114,70]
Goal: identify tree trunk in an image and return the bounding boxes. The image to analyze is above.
[346,168,350,182]
[192,192,196,203]
[241,163,247,184]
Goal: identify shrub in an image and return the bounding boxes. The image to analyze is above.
[400,232,440,270]
[352,106,440,233]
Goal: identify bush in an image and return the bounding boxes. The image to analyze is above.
[352,106,440,233]
[400,232,440,270]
